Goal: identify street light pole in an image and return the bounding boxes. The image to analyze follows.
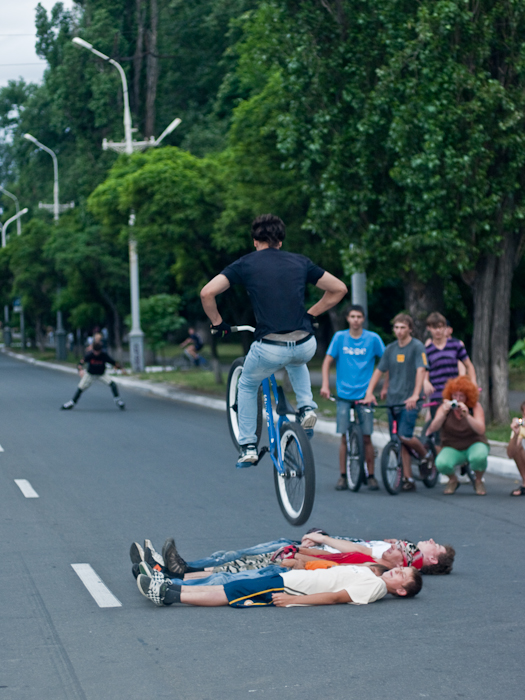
[1,207,28,347]
[72,37,181,373]
[0,186,21,235]
[23,133,70,359]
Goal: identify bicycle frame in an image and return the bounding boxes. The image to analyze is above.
[261,375,295,477]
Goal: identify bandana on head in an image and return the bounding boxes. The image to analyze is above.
[395,540,424,570]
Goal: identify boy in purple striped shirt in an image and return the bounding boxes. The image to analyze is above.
[424,313,477,415]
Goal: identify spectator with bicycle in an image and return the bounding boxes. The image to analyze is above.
[179,327,205,366]
[426,376,489,495]
[320,304,385,491]
[200,214,347,468]
[506,400,525,496]
[363,313,430,491]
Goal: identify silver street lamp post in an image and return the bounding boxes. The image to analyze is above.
[24,133,73,359]
[72,36,181,372]
[0,186,21,235]
[1,207,28,347]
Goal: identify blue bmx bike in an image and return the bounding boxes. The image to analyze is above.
[225,325,316,526]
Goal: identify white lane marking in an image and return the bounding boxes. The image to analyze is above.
[14,479,39,498]
[71,564,122,608]
[0,445,4,451]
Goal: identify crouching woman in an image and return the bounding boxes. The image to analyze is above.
[426,376,489,496]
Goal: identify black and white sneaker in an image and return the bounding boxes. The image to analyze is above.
[162,537,188,576]
[144,539,165,568]
[116,399,125,410]
[297,406,317,430]
[236,444,258,468]
[61,400,75,410]
[136,573,169,606]
[129,542,145,565]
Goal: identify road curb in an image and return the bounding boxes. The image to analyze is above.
[2,347,520,480]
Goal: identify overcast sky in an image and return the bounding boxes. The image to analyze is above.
[0,1,75,88]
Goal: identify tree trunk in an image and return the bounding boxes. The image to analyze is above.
[403,274,444,340]
[470,255,496,418]
[133,0,146,115]
[145,0,159,137]
[100,290,123,363]
[490,230,518,423]
[35,317,45,352]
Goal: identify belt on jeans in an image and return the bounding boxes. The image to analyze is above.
[260,334,313,347]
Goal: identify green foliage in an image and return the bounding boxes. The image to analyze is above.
[137,294,185,350]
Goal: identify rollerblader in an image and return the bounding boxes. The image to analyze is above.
[61,341,125,410]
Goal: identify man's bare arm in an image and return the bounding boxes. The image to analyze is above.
[464,357,477,386]
[307,272,347,318]
[320,354,334,399]
[200,274,231,325]
[302,533,372,555]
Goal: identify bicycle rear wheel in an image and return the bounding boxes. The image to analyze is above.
[274,422,315,526]
[226,358,262,450]
[422,444,438,488]
[345,426,365,492]
[380,441,402,494]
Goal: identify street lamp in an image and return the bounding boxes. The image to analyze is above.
[72,36,181,372]
[23,133,72,359]
[1,207,28,347]
[0,186,21,235]
[23,134,74,220]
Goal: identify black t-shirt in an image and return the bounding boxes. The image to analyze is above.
[221,248,325,341]
[83,351,116,375]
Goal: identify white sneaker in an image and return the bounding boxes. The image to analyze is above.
[237,444,258,467]
[298,406,317,429]
[61,400,75,410]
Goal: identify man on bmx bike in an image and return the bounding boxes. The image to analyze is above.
[200,214,347,468]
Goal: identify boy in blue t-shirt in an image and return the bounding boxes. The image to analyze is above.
[321,305,385,491]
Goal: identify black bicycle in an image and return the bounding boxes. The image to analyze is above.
[330,397,372,491]
[379,404,438,494]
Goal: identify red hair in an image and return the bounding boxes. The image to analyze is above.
[442,376,478,408]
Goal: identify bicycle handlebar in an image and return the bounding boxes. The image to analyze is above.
[210,325,255,335]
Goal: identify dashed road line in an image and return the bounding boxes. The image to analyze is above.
[71,564,122,608]
[0,444,4,451]
[14,479,39,498]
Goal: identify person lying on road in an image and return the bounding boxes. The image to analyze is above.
[135,559,422,608]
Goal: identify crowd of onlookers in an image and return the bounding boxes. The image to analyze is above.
[322,307,524,497]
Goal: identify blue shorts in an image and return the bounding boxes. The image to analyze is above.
[224,573,284,608]
[336,400,374,436]
[388,407,418,439]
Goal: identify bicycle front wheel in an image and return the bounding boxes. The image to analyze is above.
[226,358,262,451]
[380,441,402,494]
[274,422,315,526]
[345,426,365,492]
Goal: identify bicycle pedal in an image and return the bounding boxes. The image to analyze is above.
[258,446,269,461]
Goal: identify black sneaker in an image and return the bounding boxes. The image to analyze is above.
[116,399,125,410]
[162,537,188,576]
[236,444,258,468]
[129,542,145,565]
[335,475,349,491]
[297,406,317,430]
[367,476,380,491]
[402,478,416,492]
[131,563,140,580]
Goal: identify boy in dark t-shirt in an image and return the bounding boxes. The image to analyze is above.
[61,342,125,410]
[200,214,347,467]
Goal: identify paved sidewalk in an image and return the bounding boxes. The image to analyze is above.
[2,347,521,481]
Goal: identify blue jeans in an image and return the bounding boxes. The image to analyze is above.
[172,565,284,586]
[187,539,295,569]
[238,337,318,445]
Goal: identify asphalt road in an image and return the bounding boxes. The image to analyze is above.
[1,352,523,700]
